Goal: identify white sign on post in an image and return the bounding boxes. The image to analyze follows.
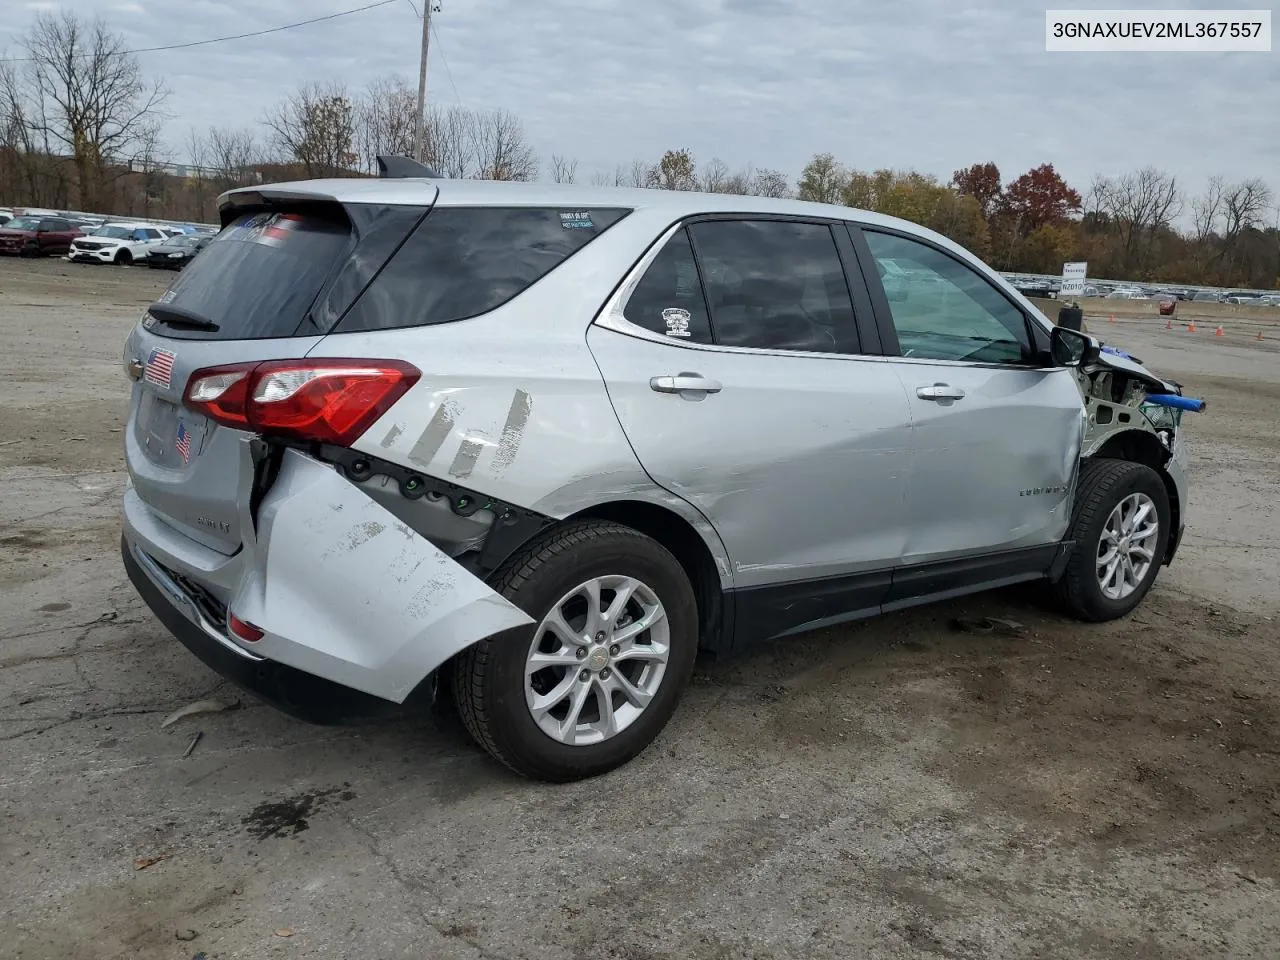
[1060,261,1088,297]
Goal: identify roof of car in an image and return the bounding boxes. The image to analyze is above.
[218,176,925,234]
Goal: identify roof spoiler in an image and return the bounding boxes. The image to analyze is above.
[376,155,439,179]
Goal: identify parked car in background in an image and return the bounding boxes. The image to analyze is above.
[1106,287,1144,299]
[0,215,84,256]
[68,222,172,265]
[1157,295,1177,316]
[0,208,13,226]
[1191,289,1222,302]
[143,234,211,270]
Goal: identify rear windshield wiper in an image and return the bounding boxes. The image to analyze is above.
[147,303,220,331]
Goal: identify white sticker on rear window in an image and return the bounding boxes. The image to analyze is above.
[559,211,594,230]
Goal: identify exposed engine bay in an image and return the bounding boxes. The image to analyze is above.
[1074,343,1202,460]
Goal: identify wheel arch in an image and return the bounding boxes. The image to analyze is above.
[1086,431,1180,564]
[568,499,731,653]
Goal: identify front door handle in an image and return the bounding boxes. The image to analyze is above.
[650,374,723,396]
[916,382,966,403]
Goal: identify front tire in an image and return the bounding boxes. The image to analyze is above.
[114,249,132,265]
[1054,458,1170,622]
[452,520,698,782]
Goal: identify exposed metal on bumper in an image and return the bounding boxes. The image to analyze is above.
[123,449,535,705]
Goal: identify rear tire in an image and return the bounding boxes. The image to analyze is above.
[452,520,698,782]
[1054,458,1170,622]
[114,249,132,265]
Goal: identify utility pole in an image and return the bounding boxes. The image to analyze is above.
[412,1,432,162]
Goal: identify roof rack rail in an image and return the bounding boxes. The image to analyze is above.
[375,155,439,179]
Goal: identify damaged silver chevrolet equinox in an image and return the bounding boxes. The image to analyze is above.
[122,172,1191,781]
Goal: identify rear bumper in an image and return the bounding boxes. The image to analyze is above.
[122,447,534,707]
[122,535,393,722]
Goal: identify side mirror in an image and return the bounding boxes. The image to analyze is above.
[1050,325,1100,367]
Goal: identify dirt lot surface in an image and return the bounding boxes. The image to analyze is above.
[2,256,1279,959]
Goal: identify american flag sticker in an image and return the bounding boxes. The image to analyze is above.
[256,213,304,248]
[175,420,192,463]
[143,348,175,389]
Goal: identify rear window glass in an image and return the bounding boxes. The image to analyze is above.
[153,211,353,339]
[335,206,630,334]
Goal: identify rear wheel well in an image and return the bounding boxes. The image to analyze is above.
[570,501,726,651]
[1087,431,1180,563]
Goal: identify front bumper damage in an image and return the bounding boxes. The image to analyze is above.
[123,448,534,714]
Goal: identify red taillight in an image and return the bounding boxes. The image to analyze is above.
[183,359,420,446]
[228,613,264,643]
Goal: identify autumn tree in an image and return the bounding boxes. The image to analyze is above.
[647,148,696,190]
[1002,163,1082,232]
[843,168,989,254]
[11,10,168,210]
[797,152,845,204]
[951,162,1002,219]
[265,82,357,177]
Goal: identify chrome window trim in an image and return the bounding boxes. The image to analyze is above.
[594,220,1063,372]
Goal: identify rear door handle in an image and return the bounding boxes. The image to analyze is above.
[650,374,723,395]
[916,383,966,403]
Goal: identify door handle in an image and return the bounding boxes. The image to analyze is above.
[650,374,723,395]
[916,383,966,402]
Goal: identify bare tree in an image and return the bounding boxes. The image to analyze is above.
[355,76,416,174]
[206,127,259,188]
[1221,178,1272,242]
[697,157,730,193]
[1097,167,1182,270]
[424,105,476,179]
[548,153,577,184]
[1191,175,1225,246]
[751,168,791,198]
[470,108,537,181]
[19,10,169,210]
[592,161,649,187]
[264,81,356,178]
[128,125,171,219]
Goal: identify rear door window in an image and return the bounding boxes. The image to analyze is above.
[623,228,713,343]
[687,219,861,354]
[335,207,630,334]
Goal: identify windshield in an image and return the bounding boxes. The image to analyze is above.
[92,226,134,239]
[4,217,40,230]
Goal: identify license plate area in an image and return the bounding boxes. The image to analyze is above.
[136,391,209,468]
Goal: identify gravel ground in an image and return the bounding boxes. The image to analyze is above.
[2,257,1279,960]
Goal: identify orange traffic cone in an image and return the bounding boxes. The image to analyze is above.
[1257,330,1265,341]
[1187,322,1197,332]
[1108,314,1117,323]
[1215,325,1225,337]
[1165,319,1173,330]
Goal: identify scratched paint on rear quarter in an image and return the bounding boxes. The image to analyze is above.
[492,389,533,474]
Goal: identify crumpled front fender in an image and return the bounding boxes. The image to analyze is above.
[228,449,534,702]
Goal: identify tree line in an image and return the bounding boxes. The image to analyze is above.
[1,10,1275,289]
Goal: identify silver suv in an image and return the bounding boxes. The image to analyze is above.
[121,170,1191,781]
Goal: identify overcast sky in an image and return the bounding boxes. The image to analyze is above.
[3,0,1276,204]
